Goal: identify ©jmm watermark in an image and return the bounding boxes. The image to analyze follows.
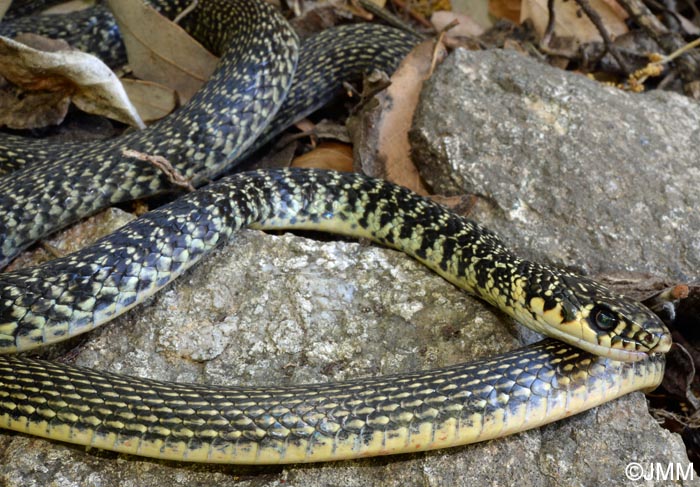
[625,462,695,482]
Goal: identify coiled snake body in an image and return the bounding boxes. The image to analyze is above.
[0,0,671,465]
[0,0,419,267]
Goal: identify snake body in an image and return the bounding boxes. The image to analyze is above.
[0,4,126,66]
[0,0,672,465]
[0,169,671,463]
[0,0,419,267]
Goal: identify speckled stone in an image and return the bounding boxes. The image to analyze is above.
[411,48,700,281]
[0,231,692,486]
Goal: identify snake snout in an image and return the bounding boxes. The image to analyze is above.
[645,326,672,353]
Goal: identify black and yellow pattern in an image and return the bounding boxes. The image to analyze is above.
[0,0,672,465]
[0,340,665,464]
[0,0,419,267]
[0,169,671,463]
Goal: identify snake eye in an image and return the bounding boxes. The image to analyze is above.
[591,306,619,331]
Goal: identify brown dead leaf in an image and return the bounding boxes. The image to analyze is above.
[294,118,316,134]
[347,0,387,19]
[312,120,351,143]
[121,78,177,122]
[488,0,520,22]
[14,32,72,52]
[410,0,452,17]
[107,0,219,102]
[429,194,478,214]
[0,84,70,129]
[378,40,446,194]
[42,0,95,14]
[288,5,344,39]
[431,11,485,37]
[351,40,445,195]
[291,142,354,172]
[6,207,136,272]
[0,0,10,21]
[522,0,628,43]
[595,0,628,19]
[678,14,700,35]
[0,35,144,128]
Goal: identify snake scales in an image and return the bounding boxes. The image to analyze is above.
[0,0,419,267]
[0,0,672,465]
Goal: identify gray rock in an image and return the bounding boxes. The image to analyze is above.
[0,48,696,486]
[0,232,692,486]
[411,49,700,280]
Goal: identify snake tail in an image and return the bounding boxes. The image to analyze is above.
[0,339,664,464]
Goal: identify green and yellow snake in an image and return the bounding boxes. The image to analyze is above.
[0,0,672,465]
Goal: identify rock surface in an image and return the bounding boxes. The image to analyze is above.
[1,48,697,486]
[411,49,700,281]
[0,232,691,486]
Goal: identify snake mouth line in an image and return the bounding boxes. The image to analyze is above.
[541,325,652,362]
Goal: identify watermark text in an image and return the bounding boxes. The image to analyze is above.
[625,462,695,482]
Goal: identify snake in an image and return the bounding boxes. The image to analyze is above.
[0,0,419,267]
[0,0,672,465]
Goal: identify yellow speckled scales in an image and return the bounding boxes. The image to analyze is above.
[0,169,669,463]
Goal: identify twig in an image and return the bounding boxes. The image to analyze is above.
[617,0,700,94]
[684,0,700,19]
[650,0,683,32]
[40,241,65,259]
[627,38,700,91]
[574,0,632,74]
[122,148,195,192]
[173,0,198,25]
[541,0,556,47]
[348,72,392,114]
[357,0,426,37]
[429,21,454,77]
[348,0,373,20]
[389,0,433,29]
[676,342,700,410]
[651,408,700,429]
[663,36,700,62]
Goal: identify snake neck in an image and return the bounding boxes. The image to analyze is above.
[0,169,669,360]
[240,170,669,361]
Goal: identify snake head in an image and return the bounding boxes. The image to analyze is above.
[522,269,672,362]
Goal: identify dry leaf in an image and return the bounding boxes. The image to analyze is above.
[0,85,70,129]
[5,207,136,272]
[352,40,444,195]
[595,0,628,19]
[488,0,520,23]
[42,0,95,14]
[522,0,628,43]
[0,0,11,21]
[431,11,485,37]
[107,0,219,102]
[294,118,316,134]
[291,142,354,171]
[0,35,144,128]
[348,0,387,18]
[677,14,700,35]
[14,32,72,52]
[410,0,452,17]
[376,40,445,194]
[121,78,177,122]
